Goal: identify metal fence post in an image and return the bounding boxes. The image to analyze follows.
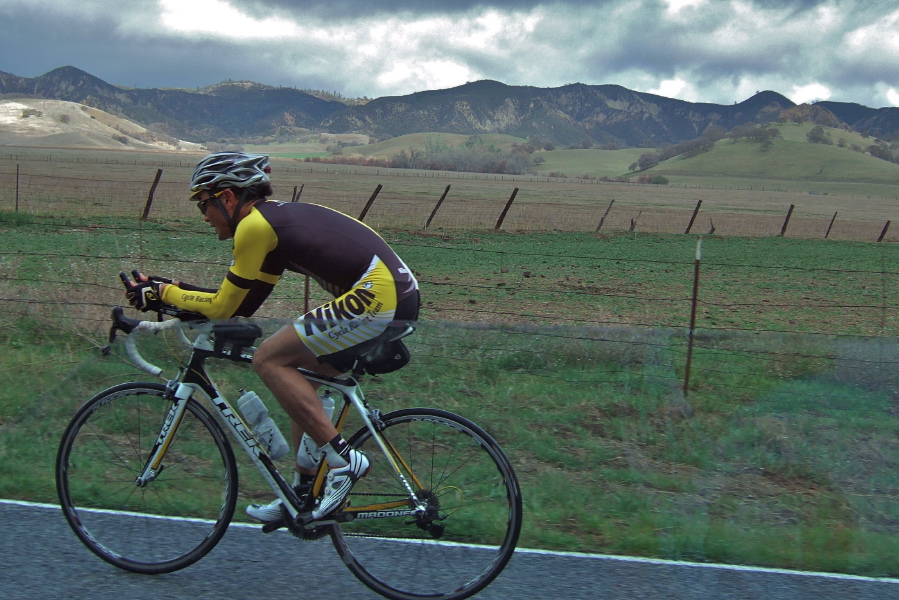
[683,236,703,396]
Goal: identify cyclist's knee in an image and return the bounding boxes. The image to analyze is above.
[253,326,323,377]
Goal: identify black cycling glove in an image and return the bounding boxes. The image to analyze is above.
[126,280,164,312]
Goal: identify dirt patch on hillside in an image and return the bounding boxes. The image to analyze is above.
[0,99,203,152]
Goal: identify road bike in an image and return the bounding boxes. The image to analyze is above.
[56,306,522,600]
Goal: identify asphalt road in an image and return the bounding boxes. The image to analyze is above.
[2,500,897,600]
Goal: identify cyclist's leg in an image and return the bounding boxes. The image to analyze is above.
[253,326,342,451]
[248,328,346,521]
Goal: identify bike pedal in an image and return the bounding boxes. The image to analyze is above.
[294,511,316,526]
[261,518,287,533]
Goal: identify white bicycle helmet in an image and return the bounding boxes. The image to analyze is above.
[189,152,271,199]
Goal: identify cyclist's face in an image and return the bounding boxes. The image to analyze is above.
[197,190,234,240]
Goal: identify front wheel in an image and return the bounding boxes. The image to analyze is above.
[56,382,238,574]
[331,408,522,600]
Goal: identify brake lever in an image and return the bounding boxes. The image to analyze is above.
[102,306,142,356]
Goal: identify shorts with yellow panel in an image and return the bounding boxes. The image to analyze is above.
[294,256,418,372]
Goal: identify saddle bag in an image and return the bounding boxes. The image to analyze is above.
[360,339,411,375]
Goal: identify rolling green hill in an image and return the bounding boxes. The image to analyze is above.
[648,124,899,185]
[277,122,899,189]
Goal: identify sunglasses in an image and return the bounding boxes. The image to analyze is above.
[196,189,227,215]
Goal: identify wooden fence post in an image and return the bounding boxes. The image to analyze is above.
[779,204,795,237]
[629,211,642,232]
[595,199,614,232]
[140,169,163,221]
[878,220,891,242]
[358,184,383,221]
[494,188,519,230]
[825,211,837,238]
[15,164,19,212]
[685,199,702,234]
[424,184,451,229]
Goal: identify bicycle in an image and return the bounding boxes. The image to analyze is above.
[55,305,522,600]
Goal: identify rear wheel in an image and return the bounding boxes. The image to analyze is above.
[331,408,522,600]
[56,382,238,574]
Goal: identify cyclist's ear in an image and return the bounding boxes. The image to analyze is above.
[219,188,238,207]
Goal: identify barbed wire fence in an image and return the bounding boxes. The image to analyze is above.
[2,150,899,240]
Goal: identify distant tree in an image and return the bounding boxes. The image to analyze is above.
[867,143,896,163]
[637,152,660,170]
[806,125,833,145]
[702,124,727,143]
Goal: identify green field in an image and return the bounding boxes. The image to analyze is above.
[2,138,899,575]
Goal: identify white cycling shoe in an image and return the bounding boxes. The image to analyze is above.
[312,449,370,520]
[246,451,370,523]
[246,478,312,523]
[246,498,285,523]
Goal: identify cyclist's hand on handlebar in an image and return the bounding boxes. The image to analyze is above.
[124,279,165,312]
[120,271,165,312]
[129,270,175,287]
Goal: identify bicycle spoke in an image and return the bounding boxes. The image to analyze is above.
[56,383,238,574]
[332,408,521,600]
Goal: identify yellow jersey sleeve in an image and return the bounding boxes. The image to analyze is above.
[161,208,279,319]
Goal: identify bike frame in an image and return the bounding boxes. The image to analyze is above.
[128,319,426,525]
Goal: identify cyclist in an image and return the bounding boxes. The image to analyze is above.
[124,151,420,522]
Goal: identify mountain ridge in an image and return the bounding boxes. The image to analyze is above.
[1,66,898,147]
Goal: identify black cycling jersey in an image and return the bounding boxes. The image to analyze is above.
[162,201,418,320]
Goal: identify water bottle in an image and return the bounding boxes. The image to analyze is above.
[237,390,289,460]
[295,389,336,469]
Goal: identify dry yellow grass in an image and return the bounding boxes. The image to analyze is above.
[1,146,897,241]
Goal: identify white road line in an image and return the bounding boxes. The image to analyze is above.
[8,497,898,585]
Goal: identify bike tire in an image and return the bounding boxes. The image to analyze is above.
[331,407,522,600]
[56,382,238,574]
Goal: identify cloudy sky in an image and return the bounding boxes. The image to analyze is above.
[1,0,898,108]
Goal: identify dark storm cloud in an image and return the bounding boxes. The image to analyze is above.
[0,0,898,107]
